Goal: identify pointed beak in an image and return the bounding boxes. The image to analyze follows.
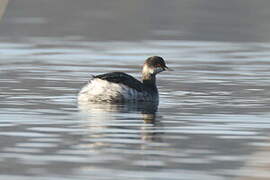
[164,65,173,71]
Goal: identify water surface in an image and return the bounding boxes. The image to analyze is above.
[1,1,270,180]
[1,38,270,180]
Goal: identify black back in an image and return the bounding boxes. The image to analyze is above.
[94,72,144,92]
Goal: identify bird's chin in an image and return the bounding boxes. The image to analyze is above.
[153,67,164,74]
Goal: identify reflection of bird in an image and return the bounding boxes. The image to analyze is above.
[78,101,158,123]
[78,101,163,144]
[78,56,172,103]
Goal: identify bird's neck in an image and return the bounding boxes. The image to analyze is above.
[142,72,157,92]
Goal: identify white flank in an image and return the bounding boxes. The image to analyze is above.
[78,79,142,102]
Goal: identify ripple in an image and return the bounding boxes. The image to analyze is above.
[1,39,270,179]
[0,132,59,137]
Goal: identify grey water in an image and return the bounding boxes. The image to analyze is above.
[1,1,270,180]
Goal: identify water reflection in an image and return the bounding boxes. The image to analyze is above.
[78,101,158,114]
[78,101,163,145]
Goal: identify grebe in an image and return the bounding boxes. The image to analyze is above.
[78,56,171,103]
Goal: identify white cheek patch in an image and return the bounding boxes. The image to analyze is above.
[143,66,154,74]
[143,66,164,75]
[149,68,155,74]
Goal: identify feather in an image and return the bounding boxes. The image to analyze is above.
[94,72,144,92]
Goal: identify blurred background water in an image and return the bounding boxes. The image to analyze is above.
[1,0,270,180]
